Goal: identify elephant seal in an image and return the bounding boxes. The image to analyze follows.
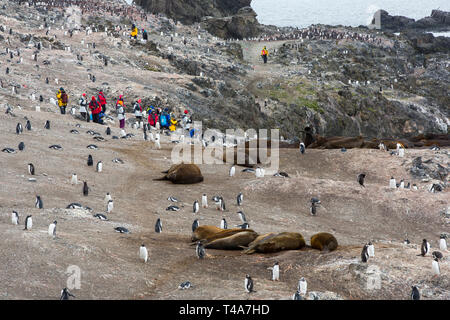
[154,163,203,184]
[204,231,259,250]
[310,232,338,252]
[191,226,255,243]
[243,232,306,254]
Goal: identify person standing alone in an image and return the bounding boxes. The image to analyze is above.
[57,87,68,114]
[261,46,268,64]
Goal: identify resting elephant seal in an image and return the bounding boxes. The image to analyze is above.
[204,231,259,250]
[310,232,338,252]
[243,232,306,254]
[191,226,255,243]
[154,163,203,184]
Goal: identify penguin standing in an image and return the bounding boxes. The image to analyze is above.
[269,262,279,281]
[105,193,112,202]
[411,286,420,300]
[367,242,375,258]
[16,122,23,134]
[35,196,43,209]
[155,218,162,233]
[87,155,93,166]
[361,244,369,262]
[83,182,89,196]
[96,161,102,173]
[28,163,35,175]
[439,235,447,251]
[357,173,366,187]
[44,120,50,129]
[18,142,25,151]
[48,221,57,238]
[229,165,235,177]
[237,192,243,206]
[420,239,430,256]
[24,215,32,230]
[71,173,77,185]
[245,275,254,293]
[220,218,227,229]
[25,120,31,131]
[192,219,199,232]
[220,197,226,211]
[106,127,111,135]
[193,200,199,213]
[11,211,19,225]
[389,176,396,189]
[237,211,247,224]
[201,194,208,208]
[298,277,307,295]
[431,257,440,277]
[310,202,317,216]
[139,244,148,263]
[107,200,114,213]
[299,142,305,154]
[60,288,75,300]
[196,241,205,259]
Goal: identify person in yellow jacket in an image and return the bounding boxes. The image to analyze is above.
[130,24,138,39]
[261,46,268,64]
[56,87,68,115]
[169,118,178,132]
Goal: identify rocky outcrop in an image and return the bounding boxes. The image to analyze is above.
[373,9,450,33]
[404,31,450,54]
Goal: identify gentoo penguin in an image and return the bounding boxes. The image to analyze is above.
[269,262,279,281]
[420,239,430,256]
[44,120,50,129]
[399,180,404,189]
[35,195,43,209]
[299,142,305,154]
[229,165,235,177]
[196,241,205,259]
[18,142,25,151]
[93,213,108,221]
[11,211,19,225]
[432,257,440,277]
[367,242,375,257]
[439,235,447,251]
[432,251,443,261]
[192,219,199,232]
[106,127,111,135]
[412,184,418,191]
[357,173,366,187]
[167,196,179,203]
[114,227,129,234]
[28,163,35,175]
[105,193,112,202]
[298,277,307,295]
[361,244,369,262]
[411,286,420,300]
[83,182,89,196]
[155,218,162,233]
[179,281,193,290]
[166,205,180,211]
[60,288,75,300]
[237,222,250,229]
[245,275,253,293]
[389,177,396,189]
[237,192,243,206]
[139,244,148,263]
[310,202,317,216]
[96,161,102,173]
[107,200,114,213]
[220,218,227,229]
[87,155,93,166]
[48,221,57,238]
[24,215,32,230]
[49,144,63,150]
[193,200,199,213]
[71,173,77,185]
[16,122,23,134]
[201,194,208,208]
[25,120,31,131]
[237,211,247,223]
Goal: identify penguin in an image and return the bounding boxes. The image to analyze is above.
[70,130,79,134]
[357,173,366,187]
[242,168,255,173]
[237,192,243,206]
[48,221,57,238]
[298,277,307,295]
[432,251,443,261]
[229,165,235,177]
[107,200,114,213]
[16,142,24,152]
[71,173,77,185]
[16,122,23,134]
[220,197,226,211]
[25,120,31,131]
[28,163,35,175]
[87,144,98,149]
[49,145,63,150]
[193,200,199,213]
[237,222,250,229]
[87,155,93,166]
[155,218,162,233]
[268,262,279,281]
[114,227,130,234]
[420,239,430,256]
[35,196,43,209]
[166,205,180,211]
[196,241,205,259]
[389,176,396,189]
[93,213,108,221]
[439,235,447,251]
[83,181,89,196]
[60,288,75,300]
[411,286,420,300]
[66,203,83,209]
[220,218,227,229]
[310,202,317,216]
[11,211,19,225]
[367,241,375,257]
[139,244,148,263]
[412,184,418,191]
[192,219,199,232]
[299,142,305,154]
[361,244,369,262]
[44,120,50,129]
[105,193,112,202]
[96,161,102,173]
[178,281,193,290]
[167,196,179,202]
[106,127,111,135]
[201,194,208,208]
[24,215,32,230]
[431,257,440,277]
[237,211,247,223]
[399,180,404,189]
[245,275,254,293]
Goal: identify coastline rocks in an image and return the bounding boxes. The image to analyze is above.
[373,9,450,33]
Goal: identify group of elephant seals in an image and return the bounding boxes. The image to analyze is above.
[204,231,259,250]
[154,163,203,184]
[191,226,255,243]
[310,232,338,252]
[243,232,306,254]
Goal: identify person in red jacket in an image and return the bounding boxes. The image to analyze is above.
[89,96,102,123]
[98,91,107,113]
[148,110,159,128]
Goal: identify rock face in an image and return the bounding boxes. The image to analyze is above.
[134,0,251,24]
[373,9,450,32]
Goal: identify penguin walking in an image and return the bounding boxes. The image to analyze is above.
[420,239,430,256]
[28,163,35,175]
[245,275,254,293]
[60,288,75,300]
[237,192,243,206]
[24,215,32,230]
[367,242,375,258]
[11,211,19,225]
[357,173,366,187]
[298,277,307,295]
[229,165,235,177]
[201,194,208,208]
[411,286,420,300]
[155,218,162,233]
[439,235,447,251]
[220,218,227,229]
[192,219,199,232]
[196,241,205,259]
[193,200,199,214]
[299,142,305,154]
[268,262,279,281]
[361,244,369,262]
[96,161,102,173]
[107,200,114,213]
[105,193,112,202]
[48,221,57,238]
[83,181,89,196]
[35,195,43,209]
[16,122,23,134]
[310,202,317,216]
[87,155,93,166]
[71,173,77,185]
[237,211,247,223]
[139,244,148,263]
[432,257,440,277]
[389,176,396,189]
[25,120,31,131]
